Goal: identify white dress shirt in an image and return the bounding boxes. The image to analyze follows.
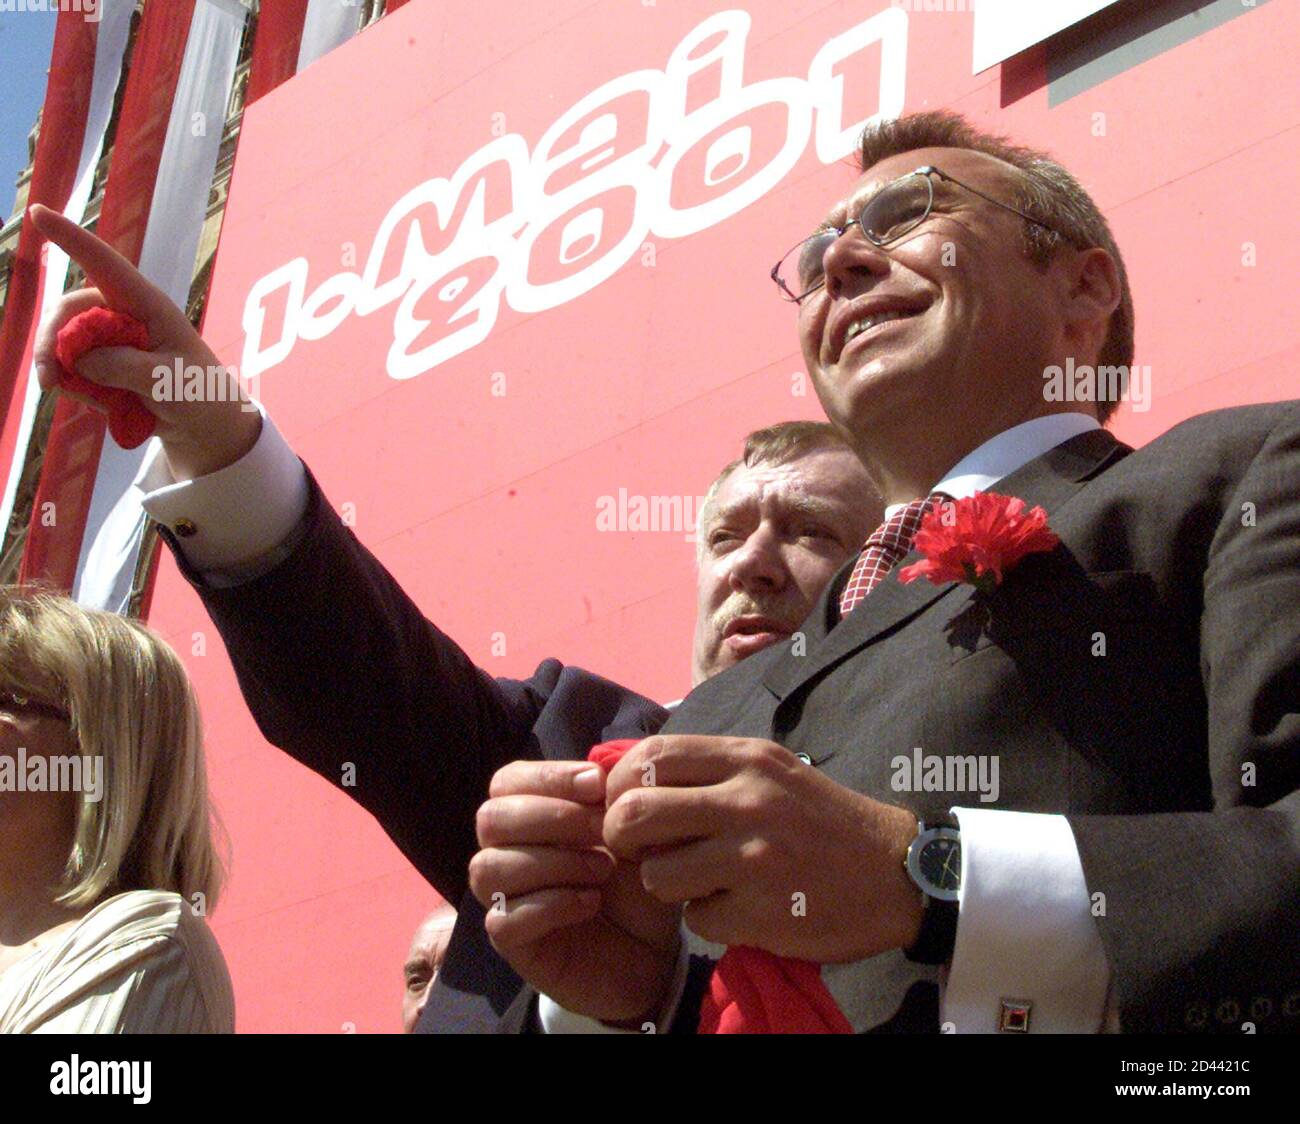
[135,408,1116,1033]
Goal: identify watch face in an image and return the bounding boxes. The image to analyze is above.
[919,836,961,892]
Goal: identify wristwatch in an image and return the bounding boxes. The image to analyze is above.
[903,813,961,965]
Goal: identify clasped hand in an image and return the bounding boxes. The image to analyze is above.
[470,735,923,1024]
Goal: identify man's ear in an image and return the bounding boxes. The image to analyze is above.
[1058,246,1122,362]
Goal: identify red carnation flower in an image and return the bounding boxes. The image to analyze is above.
[898,492,1059,594]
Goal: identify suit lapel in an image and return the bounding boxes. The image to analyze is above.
[761,427,1131,701]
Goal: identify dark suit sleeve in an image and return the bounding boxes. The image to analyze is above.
[159,465,558,905]
[1069,406,1300,1032]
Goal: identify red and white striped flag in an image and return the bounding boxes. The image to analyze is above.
[11,0,366,611]
[0,0,134,556]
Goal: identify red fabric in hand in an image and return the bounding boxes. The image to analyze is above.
[587,739,639,772]
[54,307,157,449]
[587,739,853,1035]
[698,945,853,1034]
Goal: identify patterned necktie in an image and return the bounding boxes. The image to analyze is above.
[837,493,945,618]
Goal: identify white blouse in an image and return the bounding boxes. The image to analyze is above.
[0,889,235,1033]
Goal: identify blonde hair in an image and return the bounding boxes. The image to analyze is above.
[0,585,225,910]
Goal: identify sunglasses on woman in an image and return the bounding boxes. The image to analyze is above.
[0,690,71,722]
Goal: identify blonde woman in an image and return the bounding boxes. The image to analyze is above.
[0,586,233,1033]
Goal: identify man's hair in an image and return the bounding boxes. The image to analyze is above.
[0,586,226,910]
[858,111,1134,424]
[696,421,860,563]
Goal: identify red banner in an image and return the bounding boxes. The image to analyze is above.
[145,0,1300,1032]
[246,0,310,106]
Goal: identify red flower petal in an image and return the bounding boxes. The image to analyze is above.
[899,492,1059,589]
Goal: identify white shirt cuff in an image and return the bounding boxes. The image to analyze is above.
[537,929,689,1034]
[136,403,310,575]
[941,807,1112,1033]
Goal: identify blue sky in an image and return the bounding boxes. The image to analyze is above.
[0,8,57,224]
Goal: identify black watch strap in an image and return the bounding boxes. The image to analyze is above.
[904,815,960,965]
[904,895,958,965]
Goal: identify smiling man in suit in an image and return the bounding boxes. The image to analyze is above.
[495,111,1300,1034]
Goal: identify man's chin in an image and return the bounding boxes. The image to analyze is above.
[821,354,922,430]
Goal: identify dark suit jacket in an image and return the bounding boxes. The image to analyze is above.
[661,401,1300,1033]
[164,400,1300,1034]
[159,467,713,1033]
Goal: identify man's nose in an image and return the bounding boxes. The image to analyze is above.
[820,224,891,301]
[726,530,787,596]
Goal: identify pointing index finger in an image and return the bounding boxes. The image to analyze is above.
[26,204,173,326]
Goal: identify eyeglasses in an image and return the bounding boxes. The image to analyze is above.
[0,690,71,722]
[770,164,1071,304]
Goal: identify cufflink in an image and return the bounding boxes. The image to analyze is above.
[174,518,198,538]
[998,999,1032,1032]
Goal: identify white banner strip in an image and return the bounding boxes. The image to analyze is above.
[74,0,249,611]
[297,0,361,72]
[972,0,1123,73]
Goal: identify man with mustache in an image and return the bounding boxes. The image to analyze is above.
[470,426,880,1029]
[21,205,882,1031]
